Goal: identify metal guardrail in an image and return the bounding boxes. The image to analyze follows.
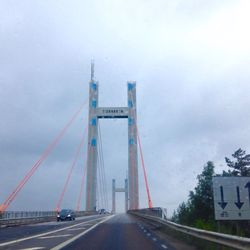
[128,208,250,250]
[1,211,56,220]
[134,207,167,220]
[0,216,56,227]
[0,210,98,227]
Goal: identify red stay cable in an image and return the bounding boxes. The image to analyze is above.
[76,127,88,212]
[137,126,153,208]
[76,156,87,211]
[55,127,87,212]
[0,103,86,213]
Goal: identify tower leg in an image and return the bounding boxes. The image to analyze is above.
[86,81,99,211]
[127,82,139,210]
[112,179,116,213]
[125,179,128,211]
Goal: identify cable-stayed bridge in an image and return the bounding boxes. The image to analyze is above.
[0,64,249,250]
[0,61,152,215]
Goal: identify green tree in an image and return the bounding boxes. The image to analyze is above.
[225,148,250,176]
[173,202,190,224]
[172,161,215,228]
[189,161,215,222]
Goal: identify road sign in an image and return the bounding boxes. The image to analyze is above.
[96,107,129,119]
[212,176,250,220]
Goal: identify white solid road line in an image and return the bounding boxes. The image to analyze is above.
[51,215,115,250]
[39,234,72,239]
[18,247,45,250]
[0,217,105,247]
[67,227,86,231]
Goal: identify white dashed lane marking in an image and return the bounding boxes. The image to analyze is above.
[138,223,169,248]
[39,234,72,239]
[161,244,168,249]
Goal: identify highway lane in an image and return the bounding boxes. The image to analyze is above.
[0,214,175,250]
[61,214,175,250]
[0,214,109,249]
[0,214,105,242]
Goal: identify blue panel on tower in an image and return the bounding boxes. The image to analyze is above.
[128,117,133,126]
[91,118,97,126]
[91,82,97,91]
[91,99,97,108]
[129,138,134,145]
[91,138,96,146]
[128,83,134,91]
[128,100,133,108]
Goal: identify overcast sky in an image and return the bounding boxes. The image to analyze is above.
[1,0,250,215]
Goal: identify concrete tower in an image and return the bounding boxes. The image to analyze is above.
[85,63,138,211]
[86,61,99,211]
[127,82,139,210]
[112,179,129,213]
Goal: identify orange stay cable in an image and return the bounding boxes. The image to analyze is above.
[0,102,86,213]
[76,158,87,211]
[76,127,88,211]
[137,126,153,208]
[55,126,87,212]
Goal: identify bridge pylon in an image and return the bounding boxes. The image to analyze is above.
[112,179,129,213]
[85,63,139,211]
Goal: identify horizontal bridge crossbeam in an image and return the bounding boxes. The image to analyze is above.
[96,107,129,119]
[115,188,125,192]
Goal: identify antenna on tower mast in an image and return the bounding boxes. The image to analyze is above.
[91,59,95,81]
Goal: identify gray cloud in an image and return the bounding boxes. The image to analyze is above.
[1,0,250,214]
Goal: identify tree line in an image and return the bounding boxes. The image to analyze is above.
[171,148,250,236]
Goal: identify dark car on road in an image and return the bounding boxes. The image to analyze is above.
[57,209,76,221]
[98,208,109,214]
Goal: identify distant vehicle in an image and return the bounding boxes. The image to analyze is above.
[98,208,108,214]
[57,209,76,221]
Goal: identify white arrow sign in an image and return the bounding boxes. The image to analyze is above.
[212,176,250,220]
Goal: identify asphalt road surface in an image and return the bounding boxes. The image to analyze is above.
[0,214,175,250]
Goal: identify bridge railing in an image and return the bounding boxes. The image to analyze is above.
[0,210,98,227]
[130,207,167,220]
[0,211,56,227]
[128,208,250,250]
[1,211,56,220]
